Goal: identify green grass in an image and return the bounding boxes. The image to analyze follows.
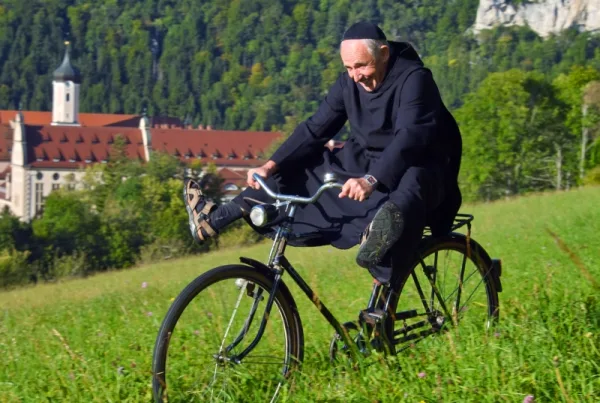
[1,187,600,402]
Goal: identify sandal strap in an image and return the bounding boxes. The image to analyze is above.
[200,201,216,215]
[185,181,203,211]
[198,220,217,239]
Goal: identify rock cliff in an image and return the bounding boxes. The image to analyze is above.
[473,0,600,37]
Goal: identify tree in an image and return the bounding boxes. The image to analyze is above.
[455,69,563,201]
[581,81,600,178]
[552,66,600,183]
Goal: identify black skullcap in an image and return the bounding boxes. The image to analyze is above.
[342,22,387,41]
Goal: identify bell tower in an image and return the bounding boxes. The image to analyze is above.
[51,42,82,126]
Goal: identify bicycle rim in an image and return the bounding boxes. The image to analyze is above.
[390,237,499,350]
[153,266,300,402]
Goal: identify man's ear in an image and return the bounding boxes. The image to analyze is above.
[380,45,390,63]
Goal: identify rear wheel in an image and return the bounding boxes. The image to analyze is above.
[152,265,303,402]
[387,234,500,352]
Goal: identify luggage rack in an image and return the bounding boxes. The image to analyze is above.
[422,213,474,237]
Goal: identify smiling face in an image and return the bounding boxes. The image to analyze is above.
[340,39,389,92]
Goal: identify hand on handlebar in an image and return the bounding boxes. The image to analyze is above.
[247,161,278,190]
[338,177,374,202]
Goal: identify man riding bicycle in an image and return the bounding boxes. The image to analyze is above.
[184,21,462,284]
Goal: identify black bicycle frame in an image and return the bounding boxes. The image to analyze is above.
[228,209,479,363]
[229,205,386,363]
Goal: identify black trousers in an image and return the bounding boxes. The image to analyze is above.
[231,164,445,283]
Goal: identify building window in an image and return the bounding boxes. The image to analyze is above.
[53,173,60,181]
[223,183,239,191]
[36,171,43,180]
[66,93,70,102]
[52,184,60,191]
[35,183,45,213]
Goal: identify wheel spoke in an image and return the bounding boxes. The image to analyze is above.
[152,266,300,403]
[390,237,498,345]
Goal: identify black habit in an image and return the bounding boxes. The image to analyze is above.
[233,41,462,258]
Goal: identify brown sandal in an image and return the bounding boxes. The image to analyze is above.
[183,178,218,242]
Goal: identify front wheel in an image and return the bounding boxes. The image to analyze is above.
[152,265,304,402]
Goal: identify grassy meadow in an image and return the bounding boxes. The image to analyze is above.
[1,187,599,402]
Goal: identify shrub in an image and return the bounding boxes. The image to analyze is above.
[0,249,31,288]
[583,165,600,185]
[217,220,265,249]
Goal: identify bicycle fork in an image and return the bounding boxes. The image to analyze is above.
[215,220,292,365]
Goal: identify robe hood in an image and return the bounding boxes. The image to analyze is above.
[372,41,424,94]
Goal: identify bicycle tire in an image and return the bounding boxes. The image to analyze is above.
[152,264,304,402]
[384,233,500,353]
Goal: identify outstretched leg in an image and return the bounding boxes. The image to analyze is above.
[184,176,281,243]
[184,179,246,242]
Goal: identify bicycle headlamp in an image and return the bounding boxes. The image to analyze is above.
[249,205,278,227]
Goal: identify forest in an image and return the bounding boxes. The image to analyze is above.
[1,0,600,285]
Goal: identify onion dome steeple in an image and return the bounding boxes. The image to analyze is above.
[53,42,81,83]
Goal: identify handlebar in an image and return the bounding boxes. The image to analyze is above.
[252,173,343,204]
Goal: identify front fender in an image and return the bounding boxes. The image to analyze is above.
[239,256,302,311]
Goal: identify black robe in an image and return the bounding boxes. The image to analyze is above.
[236,41,462,249]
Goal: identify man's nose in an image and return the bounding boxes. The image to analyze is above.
[352,72,362,82]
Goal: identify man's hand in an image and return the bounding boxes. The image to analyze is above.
[338,177,375,201]
[247,160,278,190]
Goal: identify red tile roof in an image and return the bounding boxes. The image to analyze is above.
[25,125,145,169]
[0,112,282,170]
[0,164,9,179]
[0,124,11,161]
[219,167,247,186]
[0,110,183,128]
[151,128,281,167]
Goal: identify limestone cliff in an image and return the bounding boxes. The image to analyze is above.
[473,0,600,37]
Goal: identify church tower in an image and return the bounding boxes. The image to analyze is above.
[51,42,82,126]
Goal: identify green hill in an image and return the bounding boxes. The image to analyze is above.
[1,186,599,401]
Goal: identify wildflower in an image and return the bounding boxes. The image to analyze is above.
[193,330,200,336]
[146,311,153,317]
[117,366,124,375]
[418,372,426,379]
[169,297,175,302]
[141,282,148,289]
[523,395,534,403]
[494,331,501,338]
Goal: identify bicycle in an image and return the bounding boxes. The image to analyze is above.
[152,173,502,402]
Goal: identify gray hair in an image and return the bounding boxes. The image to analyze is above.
[340,38,389,61]
[363,39,389,60]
